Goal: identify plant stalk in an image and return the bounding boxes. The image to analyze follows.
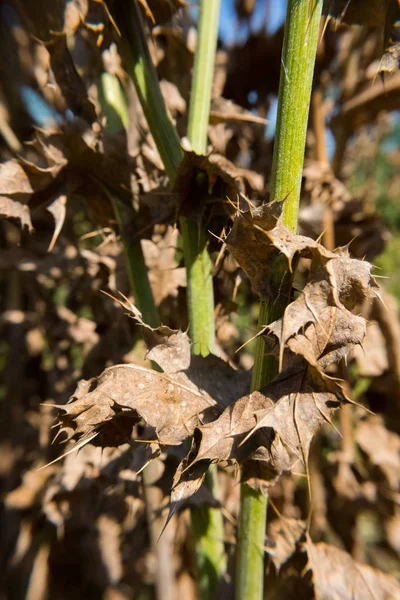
[112,1,226,596]
[236,2,323,599]
[185,1,226,596]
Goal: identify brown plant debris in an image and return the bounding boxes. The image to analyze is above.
[168,203,377,498]
[306,535,400,599]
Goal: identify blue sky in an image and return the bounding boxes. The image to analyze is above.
[219,0,287,46]
[189,0,287,46]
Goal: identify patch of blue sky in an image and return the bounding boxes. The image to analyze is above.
[190,1,287,47]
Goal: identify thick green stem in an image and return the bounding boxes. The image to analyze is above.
[236,2,323,599]
[112,2,225,596]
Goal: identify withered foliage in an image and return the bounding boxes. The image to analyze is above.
[1,0,400,599]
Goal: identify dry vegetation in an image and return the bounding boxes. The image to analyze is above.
[1,1,400,599]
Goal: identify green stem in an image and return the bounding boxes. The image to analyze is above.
[98,72,159,327]
[236,2,323,599]
[185,2,226,596]
[111,196,160,328]
[113,0,183,182]
[188,0,221,155]
[112,2,225,596]
[181,0,221,358]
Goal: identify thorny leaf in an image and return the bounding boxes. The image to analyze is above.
[105,293,191,374]
[173,149,248,224]
[55,363,217,448]
[171,203,376,497]
[172,360,347,500]
[226,202,376,303]
[306,535,400,599]
[111,294,252,402]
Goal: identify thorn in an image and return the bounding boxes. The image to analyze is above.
[36,432,100,471]
[319,15,331,45]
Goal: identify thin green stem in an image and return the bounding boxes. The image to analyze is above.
[236,2,323,599]
[270,0,323,228]
[188,0,221,155]
[181,0,220,357]
[111,196,160,328]
[99,72,129,133]
[112,2,225,596]
[113,0,183,182]
[98,72,159,327]
[185,2,226,596]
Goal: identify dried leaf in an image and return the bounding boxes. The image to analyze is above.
[267,518,307,570]
[355,415,400,490]
[55,363,216,447]
[172,202,376,497]
[0,160,34,195]
[142,227,186,306]
[306,535,400,599]
[325,0,400,75]
[107,294,191,374]
[173,361,346,496]
[0,196,33,231]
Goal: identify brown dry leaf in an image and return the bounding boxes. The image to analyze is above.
[142,227,186,306]
[111,294,252,403]
[172,360,347,498]
[225,202,284,297]
[171,202,376,497]
[267,518,307,570]
[0,196,33,231]
[306,535,400,599]
[173,149,244,224]
[227,201,375,305]
[263,257,369,371]
[55,363,216,448]
[106,294,191,374]
[355,415,400,491]
[0,159,34,195]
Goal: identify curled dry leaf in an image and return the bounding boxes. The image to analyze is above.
[267,517,307,570]
[172,203,376,497]
[55,363,216,448]
[171,360,347,499]
[306,535,400,600]
[0,196,33,231]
